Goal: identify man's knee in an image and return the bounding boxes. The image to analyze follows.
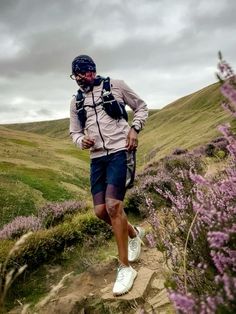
[106,198,122,218]
[94,204,106,220]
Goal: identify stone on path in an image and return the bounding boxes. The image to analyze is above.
[101,267,155,301]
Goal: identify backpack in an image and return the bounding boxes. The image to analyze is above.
[75,77,128,128]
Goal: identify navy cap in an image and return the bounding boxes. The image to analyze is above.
[72,55,96,74]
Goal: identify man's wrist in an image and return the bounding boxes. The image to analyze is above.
[131,125,140,134]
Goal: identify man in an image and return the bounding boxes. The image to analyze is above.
[69,55,148,296]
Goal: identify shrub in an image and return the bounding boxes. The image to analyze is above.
[204,136,229,158]
[125,153,204,218]
[124,187,147,217]
[162,153,204,174]
[38,200,86,227]
[0,233,31,312]
[145,53,236,313]
[0,216,42,240]
[0,213,112,270]
[172,148,188,155]
[0,240,14,263]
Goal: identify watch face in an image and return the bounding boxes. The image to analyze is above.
[134,126,140,133]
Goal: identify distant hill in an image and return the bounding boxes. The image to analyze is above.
[3,118,70,139]
[1,82,235,225]
[3,110,160,139]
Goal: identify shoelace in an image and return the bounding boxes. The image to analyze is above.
[116,266,127,282]
[129,237,139,251]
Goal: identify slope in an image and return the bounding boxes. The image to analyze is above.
[136,82,236,166]
[1,82,235,224]
[0,125,90,227]
[3,110,159,139]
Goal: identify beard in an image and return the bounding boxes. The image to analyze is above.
[76,73,96,91]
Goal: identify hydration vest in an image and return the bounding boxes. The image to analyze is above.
[75,77,128,128]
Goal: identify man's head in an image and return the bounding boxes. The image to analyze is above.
[71,55,96,89]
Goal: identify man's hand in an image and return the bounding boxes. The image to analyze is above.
[126,128,138,151]
[82,136,95,149]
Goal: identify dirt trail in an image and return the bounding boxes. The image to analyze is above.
[31,241,175,313]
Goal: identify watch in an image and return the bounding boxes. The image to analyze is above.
[131,125,140,134]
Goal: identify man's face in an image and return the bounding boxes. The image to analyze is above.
[74,71,96,88]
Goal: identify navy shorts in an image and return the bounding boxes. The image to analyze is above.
[90,150,127,205]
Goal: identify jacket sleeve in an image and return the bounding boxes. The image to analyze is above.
[69,97,84,149]
[119,80,148,130]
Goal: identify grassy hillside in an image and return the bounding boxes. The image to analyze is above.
[0,126,90,227]
[3,110,159,139]
[5,83,236,168]
[4,118,70,139]
[136,82,236,166]
[1,82,235,225]
[1,81,235,312]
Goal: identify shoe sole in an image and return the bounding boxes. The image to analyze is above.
[113,270,137,296]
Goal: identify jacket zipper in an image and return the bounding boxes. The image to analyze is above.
[92,92,109,154]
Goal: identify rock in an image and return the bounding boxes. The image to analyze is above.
[36,293,84,314]
[151,278,165,290]
[14,246,175,314]
[102,267,155,301]
[147,289,170,308]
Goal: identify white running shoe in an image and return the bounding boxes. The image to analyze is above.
[113,265,137,296]
[128,226,145,262]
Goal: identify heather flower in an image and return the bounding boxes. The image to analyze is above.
[222,102,236,118]
[38,200,85,227]
[221,82,236,107]
[145,195,160,230]
[146,233,157,248]
[221,274,235,301]
[0,216,42,240]
[207,231,229,249]
[124,58,236,312]
[169,292,196,313]
[189,171,209,186]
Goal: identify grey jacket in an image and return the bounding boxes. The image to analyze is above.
[70,78,148,159]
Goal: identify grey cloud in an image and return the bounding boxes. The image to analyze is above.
[0,104,20,113]
[0,0,235,123]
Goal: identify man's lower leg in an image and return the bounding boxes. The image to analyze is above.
[105,198,129,266]
[94,204,137,238]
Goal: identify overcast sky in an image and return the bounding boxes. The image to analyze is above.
[0,0,235,124]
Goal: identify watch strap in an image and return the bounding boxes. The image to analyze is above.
[131,125,140,134]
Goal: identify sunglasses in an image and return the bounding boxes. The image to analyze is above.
[70,71,87,80]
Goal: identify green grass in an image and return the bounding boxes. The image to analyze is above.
[6,138,39,147]
[3,82,235,170]
[136,82,236,166]
[3,110,159,139]
[5,233,117,311]
[0,161,90,226]
[0,81,235,224]
[3,118,70,139]
[0,127,90,226]
[56,147,90,162]
[1,80,234,312]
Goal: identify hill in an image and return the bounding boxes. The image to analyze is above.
[0,125,90,227]
[3,109,160,139]
[3,118,70,139]
[1,81,236,312]
[136,82,236,165]
[1,82,235,224]
[4,83,236,167]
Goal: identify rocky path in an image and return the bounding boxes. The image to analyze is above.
[32,244,175,314]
